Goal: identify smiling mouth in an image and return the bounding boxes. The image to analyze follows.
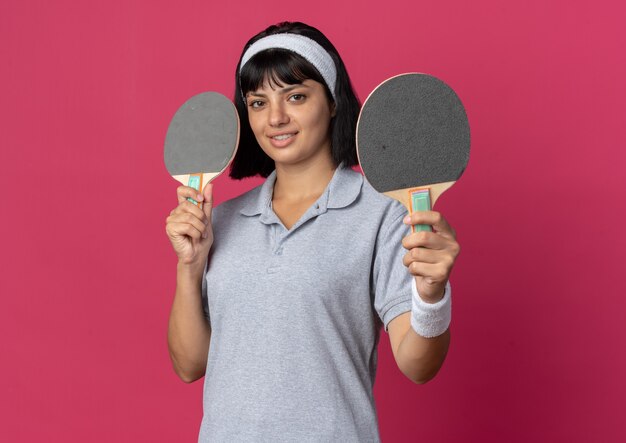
[271,133,297,141]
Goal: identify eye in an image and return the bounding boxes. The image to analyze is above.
[289,94,306,102]
[248,100,265,109]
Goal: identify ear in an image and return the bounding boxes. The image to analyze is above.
[330,102,337,118]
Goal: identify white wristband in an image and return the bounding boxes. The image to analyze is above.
[410,281,452,338]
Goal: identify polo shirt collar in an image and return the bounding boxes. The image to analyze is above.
[240,165,363,218]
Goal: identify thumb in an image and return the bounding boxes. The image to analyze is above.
[202,183,214,221]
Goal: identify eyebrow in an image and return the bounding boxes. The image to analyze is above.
[246,83,310,98]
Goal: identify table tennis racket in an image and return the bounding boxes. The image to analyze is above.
[356,73,470,232]
[164,92,239,208]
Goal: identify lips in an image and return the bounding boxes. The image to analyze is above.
[268,131,298,147]
[268,131,297,139]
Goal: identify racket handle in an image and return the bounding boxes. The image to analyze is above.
[187,173,204,209]
[408,188,432,233]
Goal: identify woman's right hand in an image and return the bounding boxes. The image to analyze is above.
[165,184,214,266]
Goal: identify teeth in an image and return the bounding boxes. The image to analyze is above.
[273,134,294,141]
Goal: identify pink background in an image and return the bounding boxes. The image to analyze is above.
[2,0,625,441]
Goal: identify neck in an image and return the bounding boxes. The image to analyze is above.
[273,153,336,201]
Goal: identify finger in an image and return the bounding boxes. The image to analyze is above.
[167,221,204,241]
[402,230,450,250]
[202,184,214,221]
[406,261,450,284]
[403,211,456,239]
[177,185,205,205]
[402,247,446,267]
[167,212,209,236]
[171,200,209,224]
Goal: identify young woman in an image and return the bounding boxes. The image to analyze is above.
[166,21,460,442]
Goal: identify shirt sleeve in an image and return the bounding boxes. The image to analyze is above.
[200,205,223,326]
[372,205,414,331]
[200,259,211,325]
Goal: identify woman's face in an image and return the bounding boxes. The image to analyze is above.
[245,78,335,167]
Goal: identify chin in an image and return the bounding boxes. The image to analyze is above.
[262,148,307,165]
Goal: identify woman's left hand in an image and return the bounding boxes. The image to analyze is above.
[401,211,460,303]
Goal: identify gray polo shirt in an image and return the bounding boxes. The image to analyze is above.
[199,166,413,442]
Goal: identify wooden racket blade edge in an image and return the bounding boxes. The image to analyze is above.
[383,181,456,211]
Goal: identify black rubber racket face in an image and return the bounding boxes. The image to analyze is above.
[357,73,470,196]
[164,92,239,186]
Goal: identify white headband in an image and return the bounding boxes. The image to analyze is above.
[239,33,337,99]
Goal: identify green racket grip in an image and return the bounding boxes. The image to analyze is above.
[187,174,203,208]
[409,188,432,233]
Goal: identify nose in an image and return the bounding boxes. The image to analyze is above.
[268,102,289,127]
